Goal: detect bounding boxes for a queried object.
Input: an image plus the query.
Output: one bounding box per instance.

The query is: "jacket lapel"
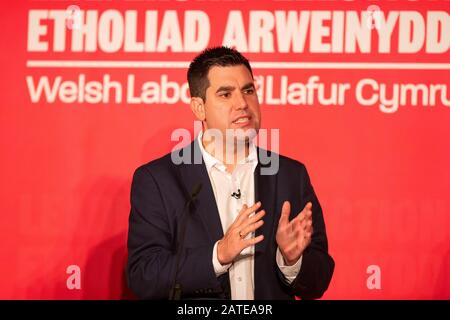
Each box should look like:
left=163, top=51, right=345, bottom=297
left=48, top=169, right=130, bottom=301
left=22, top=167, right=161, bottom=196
left=176, top=140, right=224, bottom=244
left=254, top=148, right=279, bottom=299
left=254, top=148, right=278, bottom=254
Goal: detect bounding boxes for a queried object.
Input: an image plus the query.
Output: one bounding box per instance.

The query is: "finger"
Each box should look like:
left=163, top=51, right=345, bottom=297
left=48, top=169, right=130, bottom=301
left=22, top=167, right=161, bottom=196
left=293, top=205, right=312, bottom=227
left=297, top=207, right=311, bottom=222
left=291, top=203, right=311, bottom=223
left=303, top=213, right=313, bottom=230
left=240, top=209, right=265, bottom=228
left=291, top=221, right=304, bottom=239
left=235, top=202, right=261, bottom=225
left=303, top=231, right=313, bottom=243
left=304, top=202, right=313, bottom=211
left=278, top=201, right=291, bottom=226
left=239, top=219, right=264, bottom=238
left=303, top=224, right=313, bottom=235
left=289, top=218, right=311, bottom=236
left=301, top=202, right=313, bottom=218
left=243, top=234, right=264, bottom=247
left=299, top=217, right=313, bottom=234
left=295, top=214, right=305, bottom=227
left=304, top=210, right=312, bottom=221
left=299, top=215, right=310, bottom=227
left=300, top=228, right=312, bottom=239
left=288, top=213, right=304, bottom=235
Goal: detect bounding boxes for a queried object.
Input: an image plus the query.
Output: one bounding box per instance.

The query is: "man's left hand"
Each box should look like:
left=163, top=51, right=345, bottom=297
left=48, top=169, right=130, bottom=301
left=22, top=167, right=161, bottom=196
left=276, top=201, right=313, bottom=266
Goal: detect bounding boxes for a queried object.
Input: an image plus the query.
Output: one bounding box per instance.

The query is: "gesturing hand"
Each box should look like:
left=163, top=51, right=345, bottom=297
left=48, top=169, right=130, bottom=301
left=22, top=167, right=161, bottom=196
left=217, top=202, right=265, bottom=265
left=276, top=201, right=313, bottom=266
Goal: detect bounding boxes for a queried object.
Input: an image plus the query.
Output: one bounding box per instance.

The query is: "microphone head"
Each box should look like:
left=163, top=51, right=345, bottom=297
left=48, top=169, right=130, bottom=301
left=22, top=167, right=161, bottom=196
left=231, top=189, right=241, bottom=199
left=191, top=183, right=202, bottom=198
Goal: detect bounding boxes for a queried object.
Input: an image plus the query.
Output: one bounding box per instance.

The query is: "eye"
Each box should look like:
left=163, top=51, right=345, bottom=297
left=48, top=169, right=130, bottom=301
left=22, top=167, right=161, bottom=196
left=219, top=92, right=231, bottom=98
left=244, top=88, right=255, bottom=95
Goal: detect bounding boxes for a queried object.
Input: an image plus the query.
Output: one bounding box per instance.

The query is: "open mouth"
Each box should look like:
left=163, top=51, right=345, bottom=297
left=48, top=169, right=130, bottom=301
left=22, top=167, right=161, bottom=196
left=233, top=116, right=251, bottom=125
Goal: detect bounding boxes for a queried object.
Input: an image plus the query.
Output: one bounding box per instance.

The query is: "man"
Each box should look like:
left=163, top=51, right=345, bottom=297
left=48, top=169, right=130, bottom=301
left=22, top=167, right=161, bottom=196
left=127, top=46, right=334, bottom=300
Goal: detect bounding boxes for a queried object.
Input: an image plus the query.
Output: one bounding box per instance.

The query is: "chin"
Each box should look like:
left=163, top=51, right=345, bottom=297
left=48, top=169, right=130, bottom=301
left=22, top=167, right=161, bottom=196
left=233, top=126, right=258, bottom=141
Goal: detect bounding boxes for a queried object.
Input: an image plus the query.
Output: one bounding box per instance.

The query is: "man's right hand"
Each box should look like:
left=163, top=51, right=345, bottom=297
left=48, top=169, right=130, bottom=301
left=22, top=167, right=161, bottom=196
left=217, top=202, right=265, bottom=265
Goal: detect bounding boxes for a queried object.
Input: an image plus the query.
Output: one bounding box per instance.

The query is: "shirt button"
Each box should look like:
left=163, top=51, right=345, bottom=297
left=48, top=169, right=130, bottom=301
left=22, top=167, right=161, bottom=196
left=237, top=277, right=242, bottom=282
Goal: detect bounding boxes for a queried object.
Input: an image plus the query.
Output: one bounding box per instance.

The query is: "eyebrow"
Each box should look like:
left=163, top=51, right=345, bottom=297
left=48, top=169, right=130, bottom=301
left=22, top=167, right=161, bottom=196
left=241, top=82, right=255, bottom=90
left=215, top=82, right=255, bottom=94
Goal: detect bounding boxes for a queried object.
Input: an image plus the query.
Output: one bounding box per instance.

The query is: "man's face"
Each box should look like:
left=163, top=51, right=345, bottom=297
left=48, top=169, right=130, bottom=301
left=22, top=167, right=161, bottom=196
left=202, top=65, right=261, bottom=139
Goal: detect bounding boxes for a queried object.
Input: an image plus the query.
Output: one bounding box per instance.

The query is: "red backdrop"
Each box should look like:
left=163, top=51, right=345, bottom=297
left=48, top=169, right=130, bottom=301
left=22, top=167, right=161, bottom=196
left=0, top=0, right=449, bottom=299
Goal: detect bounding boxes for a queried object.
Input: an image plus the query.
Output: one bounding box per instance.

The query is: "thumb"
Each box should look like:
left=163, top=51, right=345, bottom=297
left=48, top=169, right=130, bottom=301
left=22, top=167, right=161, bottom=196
left=279, top=201, right=291, bottom=226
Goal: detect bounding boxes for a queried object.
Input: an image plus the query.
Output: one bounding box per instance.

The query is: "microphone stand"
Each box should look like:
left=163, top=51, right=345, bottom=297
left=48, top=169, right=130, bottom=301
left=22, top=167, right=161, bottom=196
left=169, top=183, right=202, bottom=300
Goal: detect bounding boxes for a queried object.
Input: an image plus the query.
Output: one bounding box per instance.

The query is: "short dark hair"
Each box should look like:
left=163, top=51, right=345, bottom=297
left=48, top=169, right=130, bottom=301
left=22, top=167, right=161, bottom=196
left=187, top=46, right=253, bottom=101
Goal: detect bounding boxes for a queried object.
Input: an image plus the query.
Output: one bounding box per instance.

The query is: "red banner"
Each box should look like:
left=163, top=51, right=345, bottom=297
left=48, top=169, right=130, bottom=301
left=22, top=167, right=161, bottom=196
left=1, top=0, right=449, bottom=299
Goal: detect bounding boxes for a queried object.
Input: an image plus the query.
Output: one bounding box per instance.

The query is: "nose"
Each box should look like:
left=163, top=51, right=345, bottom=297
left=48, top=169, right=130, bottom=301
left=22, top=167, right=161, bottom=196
left=234, top=91, right=248, bottom=110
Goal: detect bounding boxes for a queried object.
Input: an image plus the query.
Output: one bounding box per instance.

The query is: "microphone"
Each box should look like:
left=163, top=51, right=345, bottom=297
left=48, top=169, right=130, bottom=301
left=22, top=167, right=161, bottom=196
left=169, top=183, right=202, bottom=300
left=231, top=189, right=241, bottom=199
left=190, top=183, right=202, bottom=199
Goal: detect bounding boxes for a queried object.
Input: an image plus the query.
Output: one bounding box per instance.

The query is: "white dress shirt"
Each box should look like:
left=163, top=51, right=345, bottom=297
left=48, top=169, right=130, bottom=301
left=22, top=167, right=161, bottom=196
left=197, top=132, right=302, bottom=300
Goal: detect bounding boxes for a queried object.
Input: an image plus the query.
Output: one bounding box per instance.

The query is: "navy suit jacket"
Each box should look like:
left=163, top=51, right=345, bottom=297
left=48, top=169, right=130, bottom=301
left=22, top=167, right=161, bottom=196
left=126, top=140, right=334, bottom=299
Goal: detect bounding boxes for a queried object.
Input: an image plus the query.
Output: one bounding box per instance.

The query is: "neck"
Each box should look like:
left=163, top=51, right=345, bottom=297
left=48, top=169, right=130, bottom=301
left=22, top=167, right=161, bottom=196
left=202, top=134, right=250, bottom=173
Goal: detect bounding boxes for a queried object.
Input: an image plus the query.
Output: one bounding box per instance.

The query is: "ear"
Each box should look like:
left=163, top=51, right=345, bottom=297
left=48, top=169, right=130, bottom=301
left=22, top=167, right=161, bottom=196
left=190, top=97, right=206, bottom=121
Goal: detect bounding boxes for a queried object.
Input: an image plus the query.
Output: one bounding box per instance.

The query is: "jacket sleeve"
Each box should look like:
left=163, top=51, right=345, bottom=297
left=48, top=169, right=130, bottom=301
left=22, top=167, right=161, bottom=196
left=290, top=164, right=335, bottom=299
left=126, top=166, right=220, bottom=299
